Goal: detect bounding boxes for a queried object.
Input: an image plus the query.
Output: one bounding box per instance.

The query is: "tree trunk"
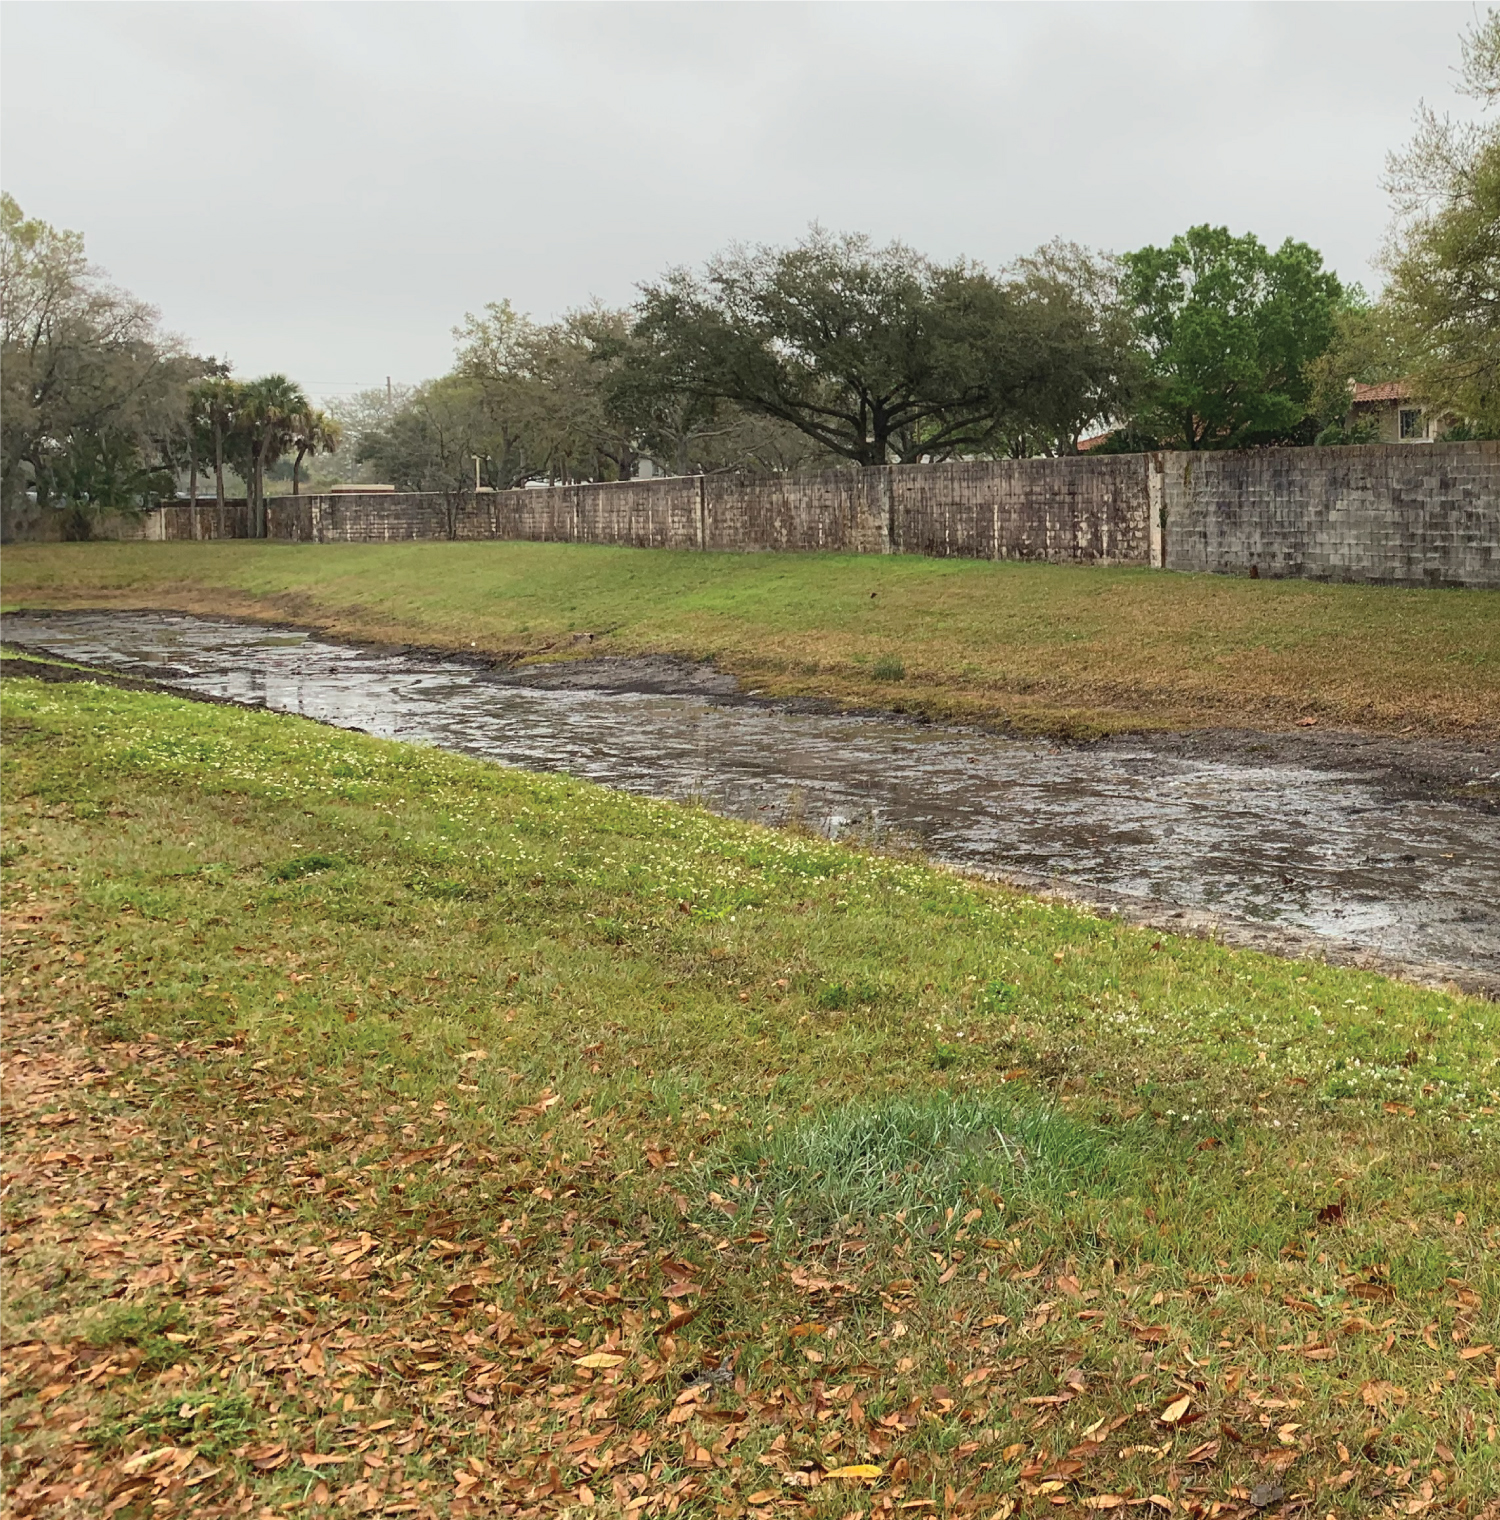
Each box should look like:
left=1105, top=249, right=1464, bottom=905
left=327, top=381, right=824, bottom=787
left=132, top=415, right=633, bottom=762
left=188, top=443, right=199, bottom=541
left=254, top=432, right=272, bottom=538
left=213, top=426, right=226, bottom=540
left=292, top=444, right=307, bottom=496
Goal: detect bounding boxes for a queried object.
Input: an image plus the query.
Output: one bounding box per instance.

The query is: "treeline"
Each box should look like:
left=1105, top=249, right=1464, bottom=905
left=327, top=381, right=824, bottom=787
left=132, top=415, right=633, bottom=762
left=2, top=14, right=1493, bottom=532
left=347, top=12, right=1498, bottom=492
left=0, top=194, right=342, bottom=538
left=353, top=230, right=1347, bottom=495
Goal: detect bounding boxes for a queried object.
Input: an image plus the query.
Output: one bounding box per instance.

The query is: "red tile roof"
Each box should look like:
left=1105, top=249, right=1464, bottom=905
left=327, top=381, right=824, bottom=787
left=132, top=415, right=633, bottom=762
left=1351, top=380, right=1413, bottom=404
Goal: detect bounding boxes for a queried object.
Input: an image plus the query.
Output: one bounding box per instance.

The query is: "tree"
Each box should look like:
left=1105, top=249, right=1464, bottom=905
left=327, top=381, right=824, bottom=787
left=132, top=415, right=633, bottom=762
left=1120, top=225, right=1345, bottom=449
left=454, top=301, right=640, bottom=484
left=234, top=374, right=307, bottom=537
left=1002, top=241, right=1143, bottom=455
left=356, top=377, right=494, bottom=532
left=630, top=229, right=1047, bottom=467
left=1302, top=293, right=1414, bottom=444
left=188, top=375, right=244, bottom=537
left=324, top=383, right=416, bottom=486
left=450, top=300, right=544, bottom=486
left=1381, top=8, right=1500, bottom=434
left=1, top=194, right=206, bottom=538
left=290, top=406, right=343, bottom=495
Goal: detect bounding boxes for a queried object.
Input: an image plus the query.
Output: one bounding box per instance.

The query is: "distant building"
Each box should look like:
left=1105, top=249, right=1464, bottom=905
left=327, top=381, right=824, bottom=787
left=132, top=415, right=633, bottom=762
left=1349, top=381, right=1443, bottom=443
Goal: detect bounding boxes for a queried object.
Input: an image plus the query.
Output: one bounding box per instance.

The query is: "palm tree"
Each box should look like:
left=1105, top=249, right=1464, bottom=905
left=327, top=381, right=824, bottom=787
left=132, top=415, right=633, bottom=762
left=187, top=376, right=245, bottom=539
left=290, top=406, right=344, bottom=495
left=237, top=375, right=307, bottom=536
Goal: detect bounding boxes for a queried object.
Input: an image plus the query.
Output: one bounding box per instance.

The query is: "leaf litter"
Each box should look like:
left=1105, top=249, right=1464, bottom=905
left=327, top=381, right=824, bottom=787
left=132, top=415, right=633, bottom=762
left=2, top=679, right=1498, bottom=1518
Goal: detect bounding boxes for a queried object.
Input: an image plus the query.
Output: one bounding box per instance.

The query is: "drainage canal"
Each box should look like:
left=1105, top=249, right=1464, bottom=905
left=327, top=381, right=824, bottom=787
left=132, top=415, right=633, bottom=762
left=4, top=611, right=1497, bottom=986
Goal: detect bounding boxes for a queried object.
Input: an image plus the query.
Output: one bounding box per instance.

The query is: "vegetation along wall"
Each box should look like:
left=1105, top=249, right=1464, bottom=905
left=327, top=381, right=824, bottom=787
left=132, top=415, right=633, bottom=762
left=134, top=443, right=1498, bottom=587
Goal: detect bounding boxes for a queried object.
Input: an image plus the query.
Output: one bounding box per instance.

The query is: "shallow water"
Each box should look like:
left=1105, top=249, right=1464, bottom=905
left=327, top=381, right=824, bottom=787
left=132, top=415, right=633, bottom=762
left=5, top=611, right=1498, bottom=977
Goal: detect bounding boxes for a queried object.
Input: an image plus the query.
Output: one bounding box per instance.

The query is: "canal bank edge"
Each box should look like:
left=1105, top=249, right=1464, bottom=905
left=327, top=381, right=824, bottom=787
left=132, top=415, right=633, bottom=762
left=4, top=644, right=1494, bottom=1002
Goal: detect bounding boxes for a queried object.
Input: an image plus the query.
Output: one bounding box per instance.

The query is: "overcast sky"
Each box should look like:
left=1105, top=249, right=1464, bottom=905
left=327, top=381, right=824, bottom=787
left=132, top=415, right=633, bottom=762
left=1, top=2, right=1483, bottom=403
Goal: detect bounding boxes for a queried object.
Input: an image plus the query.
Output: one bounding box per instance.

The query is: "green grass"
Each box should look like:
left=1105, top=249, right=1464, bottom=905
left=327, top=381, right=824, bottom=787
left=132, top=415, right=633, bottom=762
left=2, top=673, right=1497, bottom=1517
left=5, top=540, right=1498, bottom=737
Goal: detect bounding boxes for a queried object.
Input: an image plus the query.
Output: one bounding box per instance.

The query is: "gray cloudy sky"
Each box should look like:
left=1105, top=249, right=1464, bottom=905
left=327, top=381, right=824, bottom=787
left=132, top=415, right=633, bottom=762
left=1, top=2, right=1481, bottom=403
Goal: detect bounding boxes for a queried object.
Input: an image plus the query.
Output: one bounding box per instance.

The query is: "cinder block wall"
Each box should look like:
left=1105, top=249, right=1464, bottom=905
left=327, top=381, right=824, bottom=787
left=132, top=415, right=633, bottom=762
left=890, top=456, right=1154, bottom=563
left=1162, top=442, right=1499, bottom=587
left=127, top=444, right=1498, bottom=587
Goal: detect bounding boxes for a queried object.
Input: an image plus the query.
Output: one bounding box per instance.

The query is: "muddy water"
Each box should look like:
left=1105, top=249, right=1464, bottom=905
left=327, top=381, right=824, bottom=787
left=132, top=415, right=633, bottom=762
left=5, top=611, right=1498, bottom=980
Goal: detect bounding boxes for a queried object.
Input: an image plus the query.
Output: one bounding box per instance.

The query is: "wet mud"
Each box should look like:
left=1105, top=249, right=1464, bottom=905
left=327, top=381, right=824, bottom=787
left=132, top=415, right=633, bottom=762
left=4, top=610, right=1497, bottom=996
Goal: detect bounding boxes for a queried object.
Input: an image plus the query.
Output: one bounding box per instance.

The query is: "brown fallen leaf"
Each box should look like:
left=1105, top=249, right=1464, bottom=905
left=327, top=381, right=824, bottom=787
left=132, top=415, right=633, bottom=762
left=1160, top=1394, right=1192, bottom=1424
left=513, top=1089, right=560, bottom=1122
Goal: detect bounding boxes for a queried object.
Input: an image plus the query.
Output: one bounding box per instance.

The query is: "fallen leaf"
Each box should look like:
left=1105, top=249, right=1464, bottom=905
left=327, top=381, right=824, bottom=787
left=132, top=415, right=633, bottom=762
left=1160, top=1394, right=1192, bottom=1424
left=574, top=1352, right=626, bottom=1369
left=824, top=1464, right=882, bottom=1480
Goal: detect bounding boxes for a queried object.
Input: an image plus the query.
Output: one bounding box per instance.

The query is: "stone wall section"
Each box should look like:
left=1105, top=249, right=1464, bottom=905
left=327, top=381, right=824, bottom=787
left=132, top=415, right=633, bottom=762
left=890, top=456, right=1152, bottom=564
left=705, top=470, right=888, bottom=552
left=75, top=444, right=1498, bottom=588
left=1162, top=442, right=1498, bottom=587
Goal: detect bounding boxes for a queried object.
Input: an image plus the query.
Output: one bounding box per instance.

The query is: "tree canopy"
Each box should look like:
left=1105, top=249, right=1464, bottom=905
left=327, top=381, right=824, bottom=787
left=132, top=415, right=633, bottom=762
left=1119, top=225, right=1345, bottom=450
left=9, top=155, right=1434, bottom=534
left=1381, top=7, right=1500, bottom=435
left=1, top=194, right=208, bottom=536
left=627, top=229, right=1117, bottom=466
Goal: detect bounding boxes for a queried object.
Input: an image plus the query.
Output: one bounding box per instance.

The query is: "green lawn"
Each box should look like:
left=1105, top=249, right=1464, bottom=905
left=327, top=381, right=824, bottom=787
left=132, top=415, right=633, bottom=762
left=5, top=541, right=1498, bottom=738
left=2, top=672, right=1496, bottom=1518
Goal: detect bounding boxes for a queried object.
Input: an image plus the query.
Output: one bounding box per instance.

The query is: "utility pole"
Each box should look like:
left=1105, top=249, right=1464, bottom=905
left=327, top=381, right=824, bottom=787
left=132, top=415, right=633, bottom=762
left=386, top=376, right=393, bottom=406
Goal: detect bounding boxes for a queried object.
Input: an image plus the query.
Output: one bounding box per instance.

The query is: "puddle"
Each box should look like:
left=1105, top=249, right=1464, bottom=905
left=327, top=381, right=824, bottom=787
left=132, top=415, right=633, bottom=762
left=4, top=611, right=1497, bottom=981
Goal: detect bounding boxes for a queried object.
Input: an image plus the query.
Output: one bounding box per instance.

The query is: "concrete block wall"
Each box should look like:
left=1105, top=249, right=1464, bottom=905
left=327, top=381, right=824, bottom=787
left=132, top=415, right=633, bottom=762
left=118, top=443, right=1498, bottom=587
left=890, top=456, right=1152, bottom=564
left=705, top=469, right=889, bottom=552
left=1162, top=442, right=1499, bottom=587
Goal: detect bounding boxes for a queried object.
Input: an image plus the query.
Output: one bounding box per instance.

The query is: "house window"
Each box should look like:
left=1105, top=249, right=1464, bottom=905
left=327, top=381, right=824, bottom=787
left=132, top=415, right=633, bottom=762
left=1399, top=408, right=1424, bottom=439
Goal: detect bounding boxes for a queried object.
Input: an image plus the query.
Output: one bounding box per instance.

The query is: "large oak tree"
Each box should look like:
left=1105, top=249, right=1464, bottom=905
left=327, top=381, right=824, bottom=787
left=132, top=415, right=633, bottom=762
left=628, top=230, right=1060, bottom=467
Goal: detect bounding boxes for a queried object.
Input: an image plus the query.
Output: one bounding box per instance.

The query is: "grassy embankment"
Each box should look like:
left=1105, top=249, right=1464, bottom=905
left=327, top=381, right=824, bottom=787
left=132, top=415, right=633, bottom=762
left=5, top=542, right=1499, bottom=738
left=2, top=670, right=1497, bottom=1518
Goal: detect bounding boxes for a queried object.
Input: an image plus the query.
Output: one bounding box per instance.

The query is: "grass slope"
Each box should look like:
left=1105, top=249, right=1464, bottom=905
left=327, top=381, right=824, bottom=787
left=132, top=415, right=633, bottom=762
left=2, top=674, right=1497, bottom=1518
left=5, top=541, right=1498, bottom=738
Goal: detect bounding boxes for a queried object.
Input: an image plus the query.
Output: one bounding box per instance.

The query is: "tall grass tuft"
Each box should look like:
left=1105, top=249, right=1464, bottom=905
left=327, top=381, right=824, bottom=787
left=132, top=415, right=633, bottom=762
left=725, top=1092, right=1133, bottom=1233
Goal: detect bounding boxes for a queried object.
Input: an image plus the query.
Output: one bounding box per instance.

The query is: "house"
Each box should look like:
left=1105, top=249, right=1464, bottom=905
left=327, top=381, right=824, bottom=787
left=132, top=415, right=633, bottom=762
left=1349, top=381, right=1442, bottom=443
